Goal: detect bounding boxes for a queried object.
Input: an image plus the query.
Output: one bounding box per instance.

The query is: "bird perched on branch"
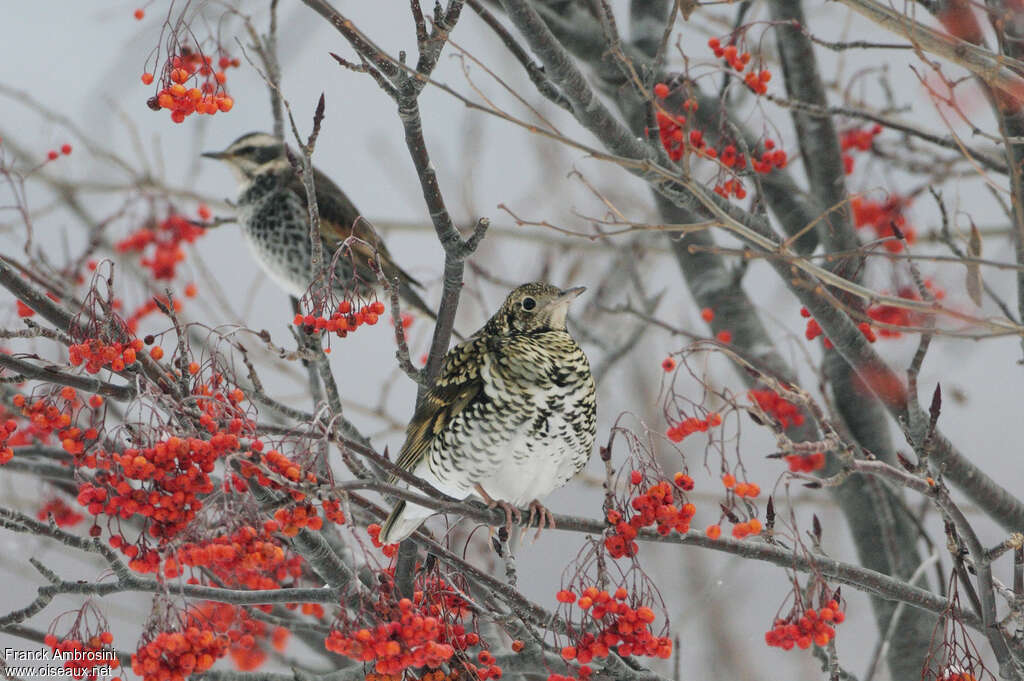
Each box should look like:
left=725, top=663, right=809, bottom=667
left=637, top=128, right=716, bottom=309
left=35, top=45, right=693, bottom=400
left=380, top=282, right=596, bottom=544
left=202, top=132, right=433, bottom=317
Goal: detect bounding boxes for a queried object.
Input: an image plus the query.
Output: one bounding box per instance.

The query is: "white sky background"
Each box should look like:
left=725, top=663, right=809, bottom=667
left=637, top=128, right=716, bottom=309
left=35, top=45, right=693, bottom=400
left=1, top=1, right=1023, bottom=680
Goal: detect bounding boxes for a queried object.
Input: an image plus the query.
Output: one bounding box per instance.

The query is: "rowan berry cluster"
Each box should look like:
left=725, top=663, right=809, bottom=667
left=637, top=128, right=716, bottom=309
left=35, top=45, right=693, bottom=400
left=840, top=125, right=883, bottom=174
left=12, top=391, right=97, bottom=456
left=707, top=38, right=771, bottom=93
left=367, top=523, right=400, bottom=558
left=764, top=599, right=845, bottom=650
left=76, top=432, right=241, bottom=549
left=747, top=389, right=804, bottom=429
left=69, top=338, right=143, bottom=373
left=38, top=497, right=85, bottom=527
left=865, top=282, right=943, bottom=339
left=750, top=139, right=789, bottom=173
left=851, top=195, right=916, bottom=253
left=190, top=602, right=290, bottom=671
left=0, top=418, right=17, bottom=465
left=785, top=452, right=826, bottom=473
left=116, top=213, right=205, bottom=281
left=274, top=504, right=324, bottom=536
left=800, top=307, right=876, bottom=348
left=324, top=599, right=457, bottom=675
left=605, top=475, right=696, bottom=558
left=144, top=47, right=237, bottom=123
left=131, top=626, right=229, bottom=681
left=654, top=111, right=690, bottom=161
left=172, top=524, right=302, bottom=591
left=665, top=411, right=722, bottom=442
left=714, top=178, right=747, bottom=200
left=555, top=586, right=672, bottom=668
left=293, top=300, right=386, bottom=337
left=43, top=632, right=117, bottom=680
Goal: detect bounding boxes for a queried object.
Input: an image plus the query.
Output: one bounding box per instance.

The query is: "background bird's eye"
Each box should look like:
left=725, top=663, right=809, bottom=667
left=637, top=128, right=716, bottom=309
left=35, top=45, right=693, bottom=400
left=521, top=297, right=536, bottom=311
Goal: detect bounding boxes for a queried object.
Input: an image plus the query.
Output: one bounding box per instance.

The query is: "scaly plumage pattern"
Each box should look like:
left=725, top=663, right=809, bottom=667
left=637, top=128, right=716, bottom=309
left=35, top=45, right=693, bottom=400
left=381, top=283, right=596, bottom=543
left=202, top=132, right=433, bottom=317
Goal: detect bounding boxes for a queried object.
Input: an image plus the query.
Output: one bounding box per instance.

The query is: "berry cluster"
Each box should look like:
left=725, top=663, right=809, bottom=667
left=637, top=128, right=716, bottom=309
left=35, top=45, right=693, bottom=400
left=748, top=389, right=804, bottom=429
left=44, top=144, right=74, bottom=162
left=605, top=476, right=696, bottom=558
left=325, top=599, right=456, bottom=675
left=69, top=338, right=142, bottom=373
left=190, top=602, right=289, bottom=671
left=713, top=178, right=747, bottom=200
left=145, top=47, right=237, bottom=123
left=76, top=432, right=241, bottom=548
left=131, top=626, right=229, bottom=681
left=721, top=473, right=760, bottom=499
left=865, top=282, right=943, bottom=339
left=840, top=125, right=883, bottom=174
left=707, top=38, right=772, bottom=94
left=785, top=452, right=826, bottom=473
left=764, top=599, right=845, bottom=650
left=800, top=307, right=876, bottom=348
left=665, top=412, right=722, bottom=442
left=43, top=632, right=118, bottom=680
left=851, top=195, right=916, bottom=253
left=12, top=391, right=97, bottom=456
left=0, top=418, right=17, bottom=465
left=293, top=300, right=386, bottom=338
left=555, top=586, right=672, bottom=665
left=749, top=139, right=788, bottom=174
left=274, top=504, right=324, bottom=536
left=38, top=497, right=85, bottom=527
left=367, top=523, right=400, bottom=558
left=172, top=524, right=302, bottom=591
left=117, top=213, right=205, bottom=281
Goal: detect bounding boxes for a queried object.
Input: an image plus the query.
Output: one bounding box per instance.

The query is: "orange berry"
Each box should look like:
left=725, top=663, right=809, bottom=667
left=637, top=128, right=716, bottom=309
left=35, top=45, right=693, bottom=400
left=217, top=96, right=234, bottom=112
left=653, top=83, right=669, bottom=99
left=149, top=346, right=164, bottom=360
left=705, top=524, right=721, bottom=539
left=133, top=8, right=144, bottom=19
left=141, top=72, right=154, bottom=85
left=701, top=307, right=714, bottom=322
left=721, top=473, right=736, bottom=488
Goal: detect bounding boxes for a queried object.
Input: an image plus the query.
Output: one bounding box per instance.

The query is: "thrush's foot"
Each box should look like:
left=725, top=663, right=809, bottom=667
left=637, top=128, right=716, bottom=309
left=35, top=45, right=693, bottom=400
left=475, top=484, right=521, bottom=534
left=527, top=499, right=556, bottom=539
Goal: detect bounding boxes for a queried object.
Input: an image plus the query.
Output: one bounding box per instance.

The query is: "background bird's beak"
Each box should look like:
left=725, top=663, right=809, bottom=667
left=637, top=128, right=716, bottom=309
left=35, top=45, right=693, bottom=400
left=550, top=286, right=586, bottom=307
left=201, top=150, right=229, bottom=160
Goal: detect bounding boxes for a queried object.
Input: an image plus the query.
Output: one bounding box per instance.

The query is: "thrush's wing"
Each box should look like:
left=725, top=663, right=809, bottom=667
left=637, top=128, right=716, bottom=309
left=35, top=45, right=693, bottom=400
left=286, top=167, right=424, bottom=289
left=391, top=338, right=486, bottom=480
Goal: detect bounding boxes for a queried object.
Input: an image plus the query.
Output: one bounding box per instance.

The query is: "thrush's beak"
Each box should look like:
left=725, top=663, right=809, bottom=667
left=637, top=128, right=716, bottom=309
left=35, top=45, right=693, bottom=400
left=548, top=286, right=586, bottom=308
left=201, top=150, right=229, bottom=160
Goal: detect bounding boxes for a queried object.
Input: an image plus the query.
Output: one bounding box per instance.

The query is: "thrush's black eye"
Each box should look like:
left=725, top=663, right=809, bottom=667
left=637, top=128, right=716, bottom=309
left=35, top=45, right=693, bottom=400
left=521, top=297, right=536, bottom=311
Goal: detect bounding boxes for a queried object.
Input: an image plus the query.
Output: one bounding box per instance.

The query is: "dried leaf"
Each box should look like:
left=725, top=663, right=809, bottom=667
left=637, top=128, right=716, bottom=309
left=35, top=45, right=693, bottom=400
left=966, top=222, right=983, bottom=307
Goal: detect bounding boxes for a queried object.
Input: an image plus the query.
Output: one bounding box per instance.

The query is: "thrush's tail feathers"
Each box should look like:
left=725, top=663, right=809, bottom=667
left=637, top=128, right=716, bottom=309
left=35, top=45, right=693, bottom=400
left=379, top=499, right=434, bottom=544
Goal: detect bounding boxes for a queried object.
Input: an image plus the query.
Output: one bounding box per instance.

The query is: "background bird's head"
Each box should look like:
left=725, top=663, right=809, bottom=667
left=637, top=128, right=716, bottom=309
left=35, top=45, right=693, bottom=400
left=484, top=282, right=585, bottom=336
left=202, top=132, right=288, bottom=182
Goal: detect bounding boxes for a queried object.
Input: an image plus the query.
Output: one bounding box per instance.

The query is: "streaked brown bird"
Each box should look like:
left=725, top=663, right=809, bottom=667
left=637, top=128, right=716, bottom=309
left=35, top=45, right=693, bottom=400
left=380, top=282, right=597, bottom=543
left=202, top=132, right=433, bottom=317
